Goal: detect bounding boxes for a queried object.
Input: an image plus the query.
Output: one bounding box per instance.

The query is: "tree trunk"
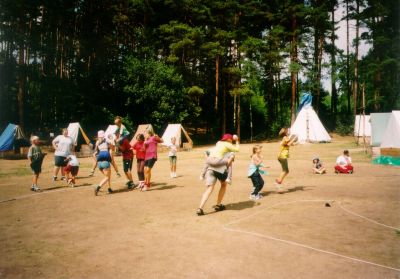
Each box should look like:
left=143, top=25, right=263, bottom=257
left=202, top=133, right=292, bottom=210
left=290, top=14, right=297, bottom=126
left=331, top=5, right=337, bottom=129
left=215, top=55, right=219, bottom=111
left=222, top=82, right=226, bottom=134
left=353, top=0, right=359, bottom=117
left=346, top=0, right=351, bottom=114
left=17, top=42, right=25, bottom=129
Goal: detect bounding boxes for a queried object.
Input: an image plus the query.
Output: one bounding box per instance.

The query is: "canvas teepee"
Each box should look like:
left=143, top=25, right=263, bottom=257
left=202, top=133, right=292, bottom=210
left=67, top=122, right=91, bottom=146
left=290, top=93, right=331, bottom=143
left=130, top=124, right=154, bottom=145
left=161, top=124, right=193, bottom=149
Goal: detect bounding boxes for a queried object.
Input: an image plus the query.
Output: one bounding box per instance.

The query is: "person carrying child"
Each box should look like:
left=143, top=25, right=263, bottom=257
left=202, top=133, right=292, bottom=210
left=312, top=156, right=326, bottom=174
left=28, top=136, right=46, bottom=192
left=200, top=134, right=239, bottom=184
left=64, top=154, right=79, bottom=187
left=248, top=145, right=268, bottom=200
left=167, top=137, right=178, bottom=178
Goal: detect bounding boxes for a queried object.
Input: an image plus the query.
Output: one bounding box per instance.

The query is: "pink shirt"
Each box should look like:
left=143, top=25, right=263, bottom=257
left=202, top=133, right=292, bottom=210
left=144, top=136, right=161, bottom=160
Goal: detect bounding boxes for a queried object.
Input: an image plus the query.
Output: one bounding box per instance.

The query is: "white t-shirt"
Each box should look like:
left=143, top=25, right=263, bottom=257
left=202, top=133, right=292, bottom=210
left=53, top=135, right=74, bottom=157
left=336, top=155, right=352, bottom=166
left=67, top=155, right=79, bottom=166
left=168, top=144, right=177, bottom=157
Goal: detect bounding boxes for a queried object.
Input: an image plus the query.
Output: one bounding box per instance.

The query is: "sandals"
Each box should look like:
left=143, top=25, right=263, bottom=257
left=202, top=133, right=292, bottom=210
left=213, top=204, right=226, bottom=212
left=196, top=208, right=204, bottom=216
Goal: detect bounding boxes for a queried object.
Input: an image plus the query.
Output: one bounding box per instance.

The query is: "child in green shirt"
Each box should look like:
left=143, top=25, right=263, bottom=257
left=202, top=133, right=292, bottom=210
left=28, top=136, right=46, bottom=191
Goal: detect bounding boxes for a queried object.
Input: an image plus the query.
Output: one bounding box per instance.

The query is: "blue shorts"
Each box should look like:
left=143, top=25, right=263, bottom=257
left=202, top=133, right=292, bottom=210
left=54, top=156, right=67, bottom=167
left=98, top=161, right=111, bottom=170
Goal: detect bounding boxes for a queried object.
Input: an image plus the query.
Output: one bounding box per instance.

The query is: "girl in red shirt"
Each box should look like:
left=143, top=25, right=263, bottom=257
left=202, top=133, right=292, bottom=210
left=133, top=134, right=146, bottom=189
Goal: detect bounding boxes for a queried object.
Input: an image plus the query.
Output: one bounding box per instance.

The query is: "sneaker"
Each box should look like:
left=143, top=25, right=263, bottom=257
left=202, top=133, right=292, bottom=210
left=116, top=172, right=121, bottom=178
left=142, top=186, right=149, bottom=192
left=127, top=181, right=134, bottom=190
left=108, top=188, right=113, bottom=194
left=249, top=194, right=256, bottom=200
left=61, top=176, right=66, bottom=181
left=52, top=176, right=57, bottom=182
left=88, top=170, right=94, bottom=177
left=33, top=185, right=41, bottom=192
left=170, top=173, right=174, bottom=178
left=349, top=170, right=353, bottom=174
left=173, top=172, right=177, bottom=178
left=94, top=186, right=101, bottom=196
left=255, top=194, right=263, bottom=200
left=31, top=185, right=35, bottom=191
left=225, top=178, right=232, bottom=185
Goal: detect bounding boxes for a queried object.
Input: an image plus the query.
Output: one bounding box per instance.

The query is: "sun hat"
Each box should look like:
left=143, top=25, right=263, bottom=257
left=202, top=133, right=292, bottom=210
left=220, top=134, right=233, bottom=141
left=98, top=130, right=105, bottom=138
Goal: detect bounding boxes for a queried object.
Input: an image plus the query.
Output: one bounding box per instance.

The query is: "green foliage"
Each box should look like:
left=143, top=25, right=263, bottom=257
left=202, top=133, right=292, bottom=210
left=123, top=57, right=199, bottom=129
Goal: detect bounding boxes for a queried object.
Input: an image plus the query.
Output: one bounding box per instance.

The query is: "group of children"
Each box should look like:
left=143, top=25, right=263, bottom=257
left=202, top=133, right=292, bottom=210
left=27, top=116, right=180, bottom=194
left=27, top=121, right=354, bottom=206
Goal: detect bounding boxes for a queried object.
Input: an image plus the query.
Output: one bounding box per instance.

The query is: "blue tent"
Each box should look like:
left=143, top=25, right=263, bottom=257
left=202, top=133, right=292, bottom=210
left=0, top=124, right=25, bottom=152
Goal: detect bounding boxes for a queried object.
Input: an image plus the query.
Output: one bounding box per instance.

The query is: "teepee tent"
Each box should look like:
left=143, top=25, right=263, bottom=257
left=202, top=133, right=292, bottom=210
left=290, top=93, right=331, bottom=143
left=130, top=124, right=154, bottom=145
left=354, top=115, right=371, bottom=137
left=161, top=124, right=193, bottom=148
left=380, top=111, right=400, bottom=150
left=0, top=124, right=26, bottom=152
left=67, top=123, right=91, bottom=146
left=105, top=125, right=118, bottom=139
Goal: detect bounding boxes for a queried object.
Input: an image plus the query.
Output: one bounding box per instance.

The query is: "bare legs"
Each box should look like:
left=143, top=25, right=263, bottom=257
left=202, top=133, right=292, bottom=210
left=198, top=181, right=227, bottom=210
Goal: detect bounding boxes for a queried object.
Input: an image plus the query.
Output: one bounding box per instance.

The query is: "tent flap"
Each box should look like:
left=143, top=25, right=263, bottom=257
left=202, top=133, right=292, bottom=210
left=67, top=122, right=90, bottom=145
left=380, top=111, right=400, bottom=149
left=354, top=115, right=371, bottom=137
left=0, top=124, right=17, bottom=151
left=370, top=112, right=391, bottom=146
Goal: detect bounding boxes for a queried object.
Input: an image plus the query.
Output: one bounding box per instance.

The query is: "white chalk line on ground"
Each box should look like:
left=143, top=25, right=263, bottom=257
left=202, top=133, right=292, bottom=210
left=0, top=185, right=90, bottom=204
left=223, top=199, right=400, bottom=272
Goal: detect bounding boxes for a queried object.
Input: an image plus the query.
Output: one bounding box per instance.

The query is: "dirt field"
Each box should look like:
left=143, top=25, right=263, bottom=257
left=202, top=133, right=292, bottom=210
left=0, top=136, right=399, bottom=279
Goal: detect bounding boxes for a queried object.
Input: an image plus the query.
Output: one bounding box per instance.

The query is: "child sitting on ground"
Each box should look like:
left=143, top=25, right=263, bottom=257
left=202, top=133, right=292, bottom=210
left=335, top=150, right=354, bottom=174
left=64, top=154, right=79, bottom=187
left=248, top=145, right=268, bottom=200
left=28, top=136, right=46, bottom=192
left=312, top=156, right=326, bottom=174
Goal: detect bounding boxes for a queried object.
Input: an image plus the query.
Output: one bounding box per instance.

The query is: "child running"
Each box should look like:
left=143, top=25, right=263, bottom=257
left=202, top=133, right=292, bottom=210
left=64, top=154, right=79, bottom=187
left=248, top=145, right=267, bottom=200
left=275, top=128, right=297, bottom=191
left=94, top=130, right=113, bottom=195
left=167, top=137, right=178, bottom=178
left=119, top=133, right=135, bottom=189
left=133, top=134, right=146, bottom=189
left=28, top=136, right=46, bottom=192
left=143, top=130, right=163, bottom=191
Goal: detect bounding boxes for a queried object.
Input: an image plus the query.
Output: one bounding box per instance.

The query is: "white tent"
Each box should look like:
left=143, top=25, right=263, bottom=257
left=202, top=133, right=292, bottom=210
left=67, top=122, right=90, bottom=145
left=380, top=111, right=400, bottom=149
left=161, top=124, right=193, bottom=147
left=104, top=125, right=118, bottom=139
left=130, top=124, right=154, bottom=145
left=370, top=112, right=391, bottom=146
left=290, top=107, right=331, bottom=143
left=354, top=115, right=371, bottom=137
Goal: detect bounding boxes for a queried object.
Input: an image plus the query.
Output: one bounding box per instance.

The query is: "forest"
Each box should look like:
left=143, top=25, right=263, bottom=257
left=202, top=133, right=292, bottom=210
left=0, top=0, right=399, bottom=141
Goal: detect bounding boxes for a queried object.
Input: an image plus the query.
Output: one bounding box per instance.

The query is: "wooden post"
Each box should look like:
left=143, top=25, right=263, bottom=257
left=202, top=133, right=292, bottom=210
left=362, top=84, right=367, bottom=153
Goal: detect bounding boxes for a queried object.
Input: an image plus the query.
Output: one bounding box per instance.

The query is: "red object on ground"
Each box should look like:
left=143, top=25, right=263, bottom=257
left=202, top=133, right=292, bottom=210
left=335, top=165, right=354, bottom=174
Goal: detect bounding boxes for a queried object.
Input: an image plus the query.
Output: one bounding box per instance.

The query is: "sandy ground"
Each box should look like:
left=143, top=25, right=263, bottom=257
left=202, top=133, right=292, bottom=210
left=0, top=135, right=399, bottom=279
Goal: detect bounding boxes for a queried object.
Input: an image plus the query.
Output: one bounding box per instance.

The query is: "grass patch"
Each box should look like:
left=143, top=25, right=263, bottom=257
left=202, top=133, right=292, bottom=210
left=0, top=167, right=32, bottom=178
